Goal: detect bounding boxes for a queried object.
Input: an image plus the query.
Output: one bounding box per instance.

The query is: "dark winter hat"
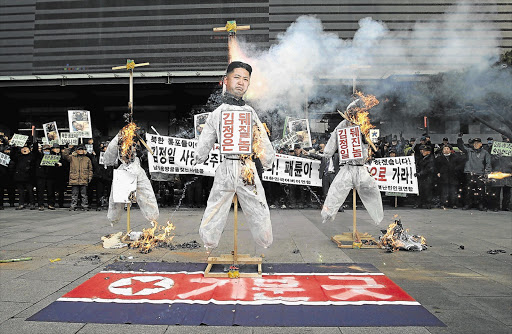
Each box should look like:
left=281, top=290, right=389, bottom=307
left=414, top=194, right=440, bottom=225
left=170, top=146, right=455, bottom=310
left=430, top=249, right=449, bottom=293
left=487, top=137, right=493, bottom=141
left=420, top=145, right=431, bottom=151
left=76, top=144, right=86, bottom=150
left=443, top=137, right=449, bottom=141
left=410, top=138, right=416, bottom=142
left=42, top=144, right=51, bottom=150
left=420, top=136, right=427, bottom=141
left=473, top=138, right=482, bottom=143
left=52, top=143, right=60, bottom=148
left=294, top=144, right=301, bottom=150
left=226, top=61, right=252, bottom=75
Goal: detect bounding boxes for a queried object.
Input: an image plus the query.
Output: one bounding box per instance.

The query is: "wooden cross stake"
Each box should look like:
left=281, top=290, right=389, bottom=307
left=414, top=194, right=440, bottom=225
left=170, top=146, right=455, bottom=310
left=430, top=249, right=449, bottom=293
left=112, top=59, right=149, bottom=121
left=213, top=20, right=250, bottom=35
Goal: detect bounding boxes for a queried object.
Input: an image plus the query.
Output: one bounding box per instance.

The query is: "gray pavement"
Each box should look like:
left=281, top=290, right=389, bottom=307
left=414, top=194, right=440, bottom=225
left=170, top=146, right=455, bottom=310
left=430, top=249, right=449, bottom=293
left=0, top=204, right=510, bottom=333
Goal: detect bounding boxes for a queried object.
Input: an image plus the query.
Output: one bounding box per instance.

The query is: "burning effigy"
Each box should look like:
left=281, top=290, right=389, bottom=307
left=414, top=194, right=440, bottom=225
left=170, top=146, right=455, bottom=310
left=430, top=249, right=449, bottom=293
left=321, top=92, right=384, bottom=225
left=380, top=219, right=427, bottom=252
left=194, top=61, right=275, bottom=251
left=103, top=122, right=159, bottom=225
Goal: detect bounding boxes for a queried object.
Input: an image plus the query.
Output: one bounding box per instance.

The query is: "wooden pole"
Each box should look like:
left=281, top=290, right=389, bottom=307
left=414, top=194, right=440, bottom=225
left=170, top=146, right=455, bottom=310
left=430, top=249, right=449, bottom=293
left=233, top=194, right=238, bottom=264
left=395, top=196, right=398, bottom=208
left=352, top=189, right=357, bottom=240
left=129, top=69, right=133, bottom=117
left=126, top=203, right=131, bottom=235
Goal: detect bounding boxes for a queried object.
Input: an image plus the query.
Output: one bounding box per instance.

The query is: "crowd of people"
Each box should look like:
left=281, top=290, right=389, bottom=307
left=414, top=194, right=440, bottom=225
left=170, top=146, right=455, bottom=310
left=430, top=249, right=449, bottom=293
left=0, top=130, right=510, bottom=212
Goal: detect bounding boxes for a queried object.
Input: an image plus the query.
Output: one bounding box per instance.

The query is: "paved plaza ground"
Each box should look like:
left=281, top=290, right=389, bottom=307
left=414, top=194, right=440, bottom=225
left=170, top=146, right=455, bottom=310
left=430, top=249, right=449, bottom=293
left=0, top=204, right=510, bottom=333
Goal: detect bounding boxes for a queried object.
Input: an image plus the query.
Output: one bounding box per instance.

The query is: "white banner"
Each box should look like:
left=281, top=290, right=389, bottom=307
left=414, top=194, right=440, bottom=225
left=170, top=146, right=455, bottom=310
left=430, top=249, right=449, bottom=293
left=59, top=132, right=80, bottom=145
left=220, top=109, right=252, bottom=154
left=491, top=141, right=512, bottom=156
left=369, top=129, right=380, bottom=143
left=337, top=126, right=363, bottom=162
left=146, top=134, right=224, bottom=176
left=262, top=153, right=322, bottom=187
left=112, top=169, right=137, bottom=203
left=366, top=156, right=418, bottom=194
left=9, top=134, right=29, bottom=147
left=0, top=152, right=10, bottom=167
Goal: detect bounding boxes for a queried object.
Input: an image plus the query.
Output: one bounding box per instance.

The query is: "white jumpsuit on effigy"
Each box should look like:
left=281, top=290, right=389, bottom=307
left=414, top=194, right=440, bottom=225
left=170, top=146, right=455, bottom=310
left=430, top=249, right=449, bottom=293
left=195, top=103, right=275, bottom=249
left=103, top=134, right=159, bottom=224
left=321, top=120, right=383, bottom=225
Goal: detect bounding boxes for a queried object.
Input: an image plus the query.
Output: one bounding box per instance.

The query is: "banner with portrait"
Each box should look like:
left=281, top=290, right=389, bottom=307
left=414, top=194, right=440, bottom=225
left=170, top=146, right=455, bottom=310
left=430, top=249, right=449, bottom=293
left=288, top=118, right=312, bottom=148
left=43, top=121, right=60, bottom=145
left=68, top=110, right=92, bottom=138
left=194, top=112, right=210, bottom=139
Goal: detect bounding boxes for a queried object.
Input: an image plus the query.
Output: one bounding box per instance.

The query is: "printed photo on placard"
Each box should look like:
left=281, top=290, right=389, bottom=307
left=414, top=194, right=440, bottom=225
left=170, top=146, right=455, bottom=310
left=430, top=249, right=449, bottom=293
left=43, top=121, right=60, bottom=144
left=289, top=119, right=312, bottom=148
left=194, top=112, right=210, bottom=139
left=68, top=110, right=92, bottom=138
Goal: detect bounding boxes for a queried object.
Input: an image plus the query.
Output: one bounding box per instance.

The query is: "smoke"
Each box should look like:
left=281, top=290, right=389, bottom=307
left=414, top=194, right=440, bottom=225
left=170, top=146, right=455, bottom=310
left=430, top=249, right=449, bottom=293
left=232, top=1, right=510, bottom=137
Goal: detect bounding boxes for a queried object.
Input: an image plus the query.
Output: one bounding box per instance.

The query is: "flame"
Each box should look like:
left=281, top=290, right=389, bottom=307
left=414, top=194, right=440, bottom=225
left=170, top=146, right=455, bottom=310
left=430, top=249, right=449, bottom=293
left=119, top=122, right=139, bottom=163
left=347, top=91, right=379, bottom=137
left=130, top=221, right=176, bottom=253
left=380, top=219, right=426, bottom=252
left=488, top=172, right=512, bottom=179
left=239, top=123, right=269, bottom=186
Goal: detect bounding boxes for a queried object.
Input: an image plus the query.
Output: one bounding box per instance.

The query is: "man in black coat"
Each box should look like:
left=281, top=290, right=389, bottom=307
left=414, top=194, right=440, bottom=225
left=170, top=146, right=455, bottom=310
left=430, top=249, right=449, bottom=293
left=11, top=141, right=37, bottom=210
left=435, top=145, right=463, bottom=208
left=414, top=145, right=435, bottom=209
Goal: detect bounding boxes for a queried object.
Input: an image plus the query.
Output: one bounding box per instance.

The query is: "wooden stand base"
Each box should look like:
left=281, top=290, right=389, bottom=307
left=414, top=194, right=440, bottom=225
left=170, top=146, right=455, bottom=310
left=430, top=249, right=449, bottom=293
left=204, top=253, right=262, bottom=278
left=203, top=194, right=263, bottom=278
left=331, top=232, right=380, bottom=249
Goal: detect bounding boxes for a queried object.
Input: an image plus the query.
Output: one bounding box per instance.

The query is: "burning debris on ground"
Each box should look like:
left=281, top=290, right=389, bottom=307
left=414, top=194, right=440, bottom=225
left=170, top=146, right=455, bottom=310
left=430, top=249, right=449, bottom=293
left=380, top=219, right=427, bottom=252
left=130, top=221, right=176, bottom=253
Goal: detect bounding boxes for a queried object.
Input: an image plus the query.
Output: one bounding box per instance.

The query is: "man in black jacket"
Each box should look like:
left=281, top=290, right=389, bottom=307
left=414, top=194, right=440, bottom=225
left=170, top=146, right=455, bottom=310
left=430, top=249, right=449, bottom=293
left=435, top=145, right=462, bottom=209
left=11, top=141, right=37, bottom=210
left=414, top=145, right=435, bottom=209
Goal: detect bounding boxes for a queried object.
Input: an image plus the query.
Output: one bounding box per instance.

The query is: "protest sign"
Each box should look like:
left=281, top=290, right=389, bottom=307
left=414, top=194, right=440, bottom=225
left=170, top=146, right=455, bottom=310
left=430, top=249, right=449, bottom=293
left=366, top=156, right=418, bottom=194
left=272, top=131, right=298, bottom=150
left=43, top=121, right=60, bottom=144
left=59, top=132, right=80, bottom=145
left=369, top=129, right=380, bottom=143
left=289, top=119, right=312, bottom=148
left=68, top=110, right=92, bottom=138
left=85, top=144, right=94, bottom=154
left=146, top=134, right=223, bottom=177
left=491, top=141, right=512, bottom=157
left=9, top=134, right=29, bottom=147
left=112, top=170, right=137, bottom=203
left=0, top=152, right=10, bottom=167
left=40, top=154, right=61, bottom=166
left=337, top=126, right=363, bottom=162
left=262, top=153, right=321, bottom=187
left=194, top=112, right=210, bottom=139
left=99, top=152, right=105, bottom=165
left=219, top=109, right=252, bottom=154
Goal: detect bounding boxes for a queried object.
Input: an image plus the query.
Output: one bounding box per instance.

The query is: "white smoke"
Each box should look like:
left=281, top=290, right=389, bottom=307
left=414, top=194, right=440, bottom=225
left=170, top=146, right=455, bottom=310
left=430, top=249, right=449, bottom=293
left=236, top=1, right=504, bottom=121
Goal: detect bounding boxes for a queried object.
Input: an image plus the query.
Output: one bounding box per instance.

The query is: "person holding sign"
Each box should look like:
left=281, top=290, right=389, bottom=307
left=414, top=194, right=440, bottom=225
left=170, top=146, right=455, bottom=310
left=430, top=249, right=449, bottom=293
left=320, top=99, right=383, bottom=225
left=194, top=61, right=275, bottom=251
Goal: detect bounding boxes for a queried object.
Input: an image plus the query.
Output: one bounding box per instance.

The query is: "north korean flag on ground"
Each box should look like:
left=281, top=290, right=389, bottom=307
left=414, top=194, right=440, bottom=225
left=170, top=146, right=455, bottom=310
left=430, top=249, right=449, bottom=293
left=28, top=262, right=444, bottom=327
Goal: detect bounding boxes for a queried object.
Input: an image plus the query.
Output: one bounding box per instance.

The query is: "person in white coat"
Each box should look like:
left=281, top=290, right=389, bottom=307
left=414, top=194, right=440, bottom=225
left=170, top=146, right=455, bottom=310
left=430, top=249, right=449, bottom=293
left=321, top=99, right=383, bottom=226
left=194, top=61, right=275, bottom=251
left=103, top=127, right=159, bottom=226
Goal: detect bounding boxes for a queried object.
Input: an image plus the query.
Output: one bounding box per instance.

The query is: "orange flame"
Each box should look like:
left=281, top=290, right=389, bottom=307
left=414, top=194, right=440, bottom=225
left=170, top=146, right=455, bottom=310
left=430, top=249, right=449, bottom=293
left=488, top=172, right=512, bottom=179
left=347, top=91, right=379, bottom=137
left=119, top=122, right=139, bottom=163
left=240, top=123, right=269, bottom=186
left=130, top=221, right=176, bottom=253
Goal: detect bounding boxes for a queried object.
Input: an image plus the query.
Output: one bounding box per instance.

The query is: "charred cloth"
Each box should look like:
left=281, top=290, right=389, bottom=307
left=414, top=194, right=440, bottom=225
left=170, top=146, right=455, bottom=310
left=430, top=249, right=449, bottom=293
left=380, top=219, right=427, bottom=252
